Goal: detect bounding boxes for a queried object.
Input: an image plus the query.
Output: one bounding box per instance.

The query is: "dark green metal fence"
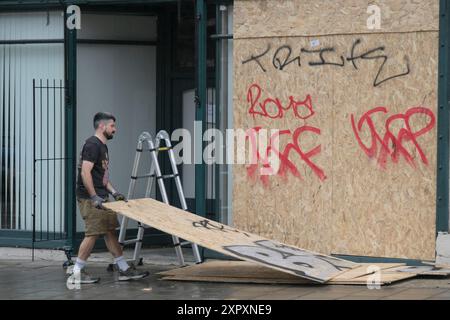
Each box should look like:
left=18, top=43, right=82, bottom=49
left=32, top=79, right=71, bottom=259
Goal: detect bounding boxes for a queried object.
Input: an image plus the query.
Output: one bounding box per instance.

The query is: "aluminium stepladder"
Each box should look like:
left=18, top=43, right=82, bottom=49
left=118, top=130, right=202, bottom=266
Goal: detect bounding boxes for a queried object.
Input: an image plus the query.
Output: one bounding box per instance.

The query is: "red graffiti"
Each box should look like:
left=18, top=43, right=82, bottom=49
left=246, top=126, right=326, bottom=186
left=350, top=106, right=435, bottom=169
left=247, top=83, right=314, bottom=120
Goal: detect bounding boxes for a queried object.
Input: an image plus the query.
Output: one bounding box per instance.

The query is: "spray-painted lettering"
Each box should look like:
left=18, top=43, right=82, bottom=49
left=246, top=126, right=326, bottom=186
left=242, top=38, right=410, bottom=88
left=247, top=83, right=314, bottom=120
left=350, top=106, right=435, bottom=169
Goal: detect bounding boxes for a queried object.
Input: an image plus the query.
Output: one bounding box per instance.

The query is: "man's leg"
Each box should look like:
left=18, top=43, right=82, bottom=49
left=104, top=230, right=149, bottom=280
left=68, top=235, right=100, bottom=284
left=70, top=199, right=102, bottom=284
left=104, top=230, right=124, bottom=259
left=73, top=235, right=98, bottom=273
left=78, top=235, right=98, bottom=260
left=104, top=230, right=131, bottom=271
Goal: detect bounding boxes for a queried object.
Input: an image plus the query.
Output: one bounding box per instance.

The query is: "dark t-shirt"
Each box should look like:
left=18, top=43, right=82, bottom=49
left=76, top=136, right=110, bottom=199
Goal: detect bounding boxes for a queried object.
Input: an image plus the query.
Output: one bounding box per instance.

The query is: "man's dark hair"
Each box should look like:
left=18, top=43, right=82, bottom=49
left=93, top=112, right=116, bottom=129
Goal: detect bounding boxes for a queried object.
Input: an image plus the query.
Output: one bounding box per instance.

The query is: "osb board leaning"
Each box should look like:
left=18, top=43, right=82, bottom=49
left=104, top=198, right=358, bottom=283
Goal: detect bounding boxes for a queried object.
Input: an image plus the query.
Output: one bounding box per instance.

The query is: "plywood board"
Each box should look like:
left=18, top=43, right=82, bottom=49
left=389, top=266, right=450, bottom=277
left=159, top=260, right=404, bottom=281
left=104, top=198, right=358, bottom=283
left=233, top=19, right=438, bottom=259
left=234, top=0, right=439, bottom=39
left=330, top=263, right=405, bottom=281
left=158, top=260, right=299, bottom=279
left=161, top=274, right=416, bottom=286
left=330, top=31, right=438, bottom=259
left=332, top=274, right=415, bottom=285
left=159, top=261, right=416, bottom=286
left=333, top=271, right=416, bottom=285
left=159, top=260, right=314, bottom=281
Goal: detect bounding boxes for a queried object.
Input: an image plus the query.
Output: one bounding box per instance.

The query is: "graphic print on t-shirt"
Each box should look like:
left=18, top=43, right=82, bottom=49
left=102, top=153, right=109, bottom=187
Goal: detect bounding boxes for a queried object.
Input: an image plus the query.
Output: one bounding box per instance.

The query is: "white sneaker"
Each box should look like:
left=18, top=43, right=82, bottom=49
left=67, top=269, right=100, bottom=284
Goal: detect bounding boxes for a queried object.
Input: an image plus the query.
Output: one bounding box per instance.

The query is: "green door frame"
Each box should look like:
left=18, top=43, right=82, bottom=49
left=436, top=0, right=450, bottom=235
left=201, top=1, right=234, bottom=260
left=64, top=5, right=77, bottom=253
left=195, top=0, right=207, bottom=221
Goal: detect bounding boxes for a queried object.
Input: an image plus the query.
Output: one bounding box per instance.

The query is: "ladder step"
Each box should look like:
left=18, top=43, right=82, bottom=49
left=131, top=173, right=179, bottom=180
left=170, top=241, right=196, bottom=248
left=120, top=239, right=142, bottom=246
left=136, top=146, right=172, bottom=153
left=156, top=146, right=172, bottom=151
left=170, top=241, right=196, bottom=247
left=131, top=174, right=155, bottom=180
left=157, top=173, right=179, bottom=180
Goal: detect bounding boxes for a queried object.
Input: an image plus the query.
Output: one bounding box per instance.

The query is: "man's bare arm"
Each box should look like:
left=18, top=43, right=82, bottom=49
left=106, top=181, right=117, bottom=195
left=81, top=160, right=97, bottom=197
left=106, top=181, right=126, bottom=201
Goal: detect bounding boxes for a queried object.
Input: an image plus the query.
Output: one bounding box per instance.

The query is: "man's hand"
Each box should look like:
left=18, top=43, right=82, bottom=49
left=112, top=192, right=127, bottom=202
left=91, top=195, right=105, bottom=209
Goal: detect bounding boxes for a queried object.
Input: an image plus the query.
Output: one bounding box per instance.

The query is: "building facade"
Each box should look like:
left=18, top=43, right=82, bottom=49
left=0, top=0, right=449, bottom=263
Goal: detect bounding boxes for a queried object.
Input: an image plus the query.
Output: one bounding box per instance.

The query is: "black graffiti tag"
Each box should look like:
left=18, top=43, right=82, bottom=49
left=272, top=45, right=301, bottom=70
left=192, top=219, right=251, bottom=237
left=301, top=47, right=345, bottom=67
left=241, top=39, right=411, bottom=88
left=193, top=219, right=225, bottom=231
left=242, top=44, right=271, bottom=72
left=346, top=38, right=410, bottom=87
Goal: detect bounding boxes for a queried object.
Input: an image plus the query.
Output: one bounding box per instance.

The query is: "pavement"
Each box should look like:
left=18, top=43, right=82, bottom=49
left=1, top=247, right=450, bottom=300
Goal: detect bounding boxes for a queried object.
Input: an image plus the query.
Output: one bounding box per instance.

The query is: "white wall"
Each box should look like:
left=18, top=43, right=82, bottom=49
left=76, top=15, right=157, bottom=232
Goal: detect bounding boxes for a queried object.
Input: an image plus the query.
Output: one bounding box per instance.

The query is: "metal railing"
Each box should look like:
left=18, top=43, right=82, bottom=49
left=32, top=79, right=68, bottom=257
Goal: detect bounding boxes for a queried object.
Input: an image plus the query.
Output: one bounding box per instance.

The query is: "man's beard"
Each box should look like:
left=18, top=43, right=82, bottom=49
left=103, top=131, right=114, bottom=140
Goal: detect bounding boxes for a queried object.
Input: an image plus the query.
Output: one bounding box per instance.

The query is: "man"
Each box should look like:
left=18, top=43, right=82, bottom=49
left=68, top=112, right=148, bottom=284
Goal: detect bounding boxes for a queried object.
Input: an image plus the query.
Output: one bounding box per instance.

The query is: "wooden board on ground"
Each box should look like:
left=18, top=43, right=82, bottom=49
left=389, top=266, right=450, bottom=277
left=161, top=274, right=416, bottom=286
left=158, top=260, right=311, bottom=280
left=104, top=198, right=358, bottom=283
left=330, top=263, right=406, bottom=282
left=158, top=260, right=404, bottom=281
left=159, top=261, right=416, bottom=286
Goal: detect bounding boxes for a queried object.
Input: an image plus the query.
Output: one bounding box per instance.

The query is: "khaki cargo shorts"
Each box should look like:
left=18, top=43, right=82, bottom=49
left=77, top=198, right=119, bottom=236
